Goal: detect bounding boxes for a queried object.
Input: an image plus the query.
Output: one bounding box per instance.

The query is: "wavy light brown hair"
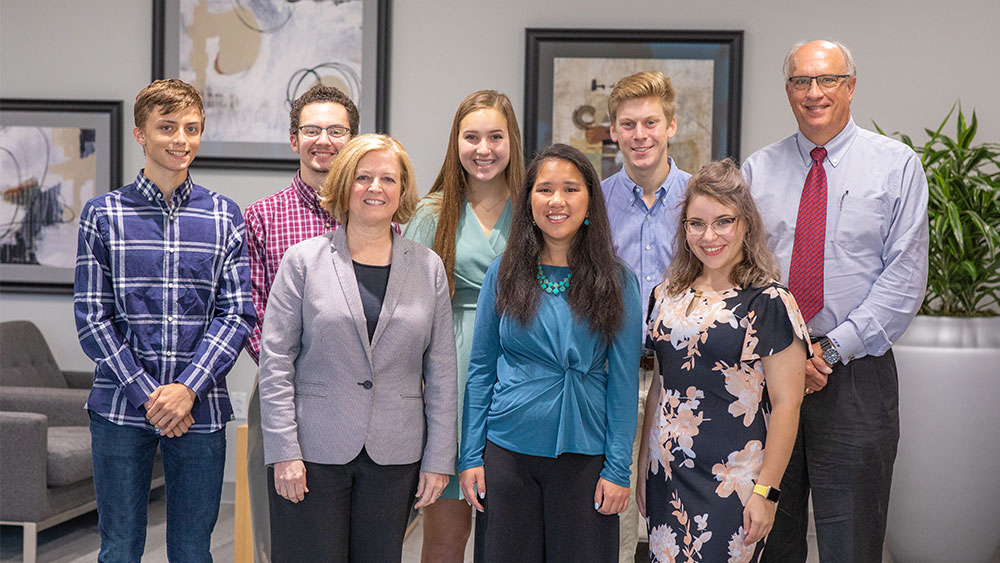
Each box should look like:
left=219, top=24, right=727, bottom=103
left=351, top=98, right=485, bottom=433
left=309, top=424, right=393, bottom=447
left=664, top=159, right=780, bottom=296
left=422, top=90, right=524, bottom=295
left=607, top=70, right=676, bottom=124
left=496, top=144, right=624, bottom=342
left=134, top=79, right=204, bottom=129
left=320, top=134, right=418, bottom=225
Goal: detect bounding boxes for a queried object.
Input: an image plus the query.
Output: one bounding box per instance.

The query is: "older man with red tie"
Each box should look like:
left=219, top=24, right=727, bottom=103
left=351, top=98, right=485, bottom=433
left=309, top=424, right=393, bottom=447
left=742, top=40, right=928, bottom=563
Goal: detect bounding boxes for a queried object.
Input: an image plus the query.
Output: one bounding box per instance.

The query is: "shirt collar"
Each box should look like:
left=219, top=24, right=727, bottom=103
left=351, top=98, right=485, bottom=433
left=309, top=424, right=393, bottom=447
left=622, top=156, right=684, bottom=206
left=292, top=171, right=329, bottom=216
left=795, top=118, right=858, bottom=168
left=134, top=170, right=193, bottom=206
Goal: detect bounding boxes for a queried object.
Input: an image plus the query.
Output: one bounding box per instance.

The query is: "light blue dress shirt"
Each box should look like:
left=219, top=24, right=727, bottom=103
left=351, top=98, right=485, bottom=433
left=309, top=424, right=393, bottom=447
left=459, top=259, right=642, bottom=487
left=602, top=158, right=691, bottom=310
left=741, top=119, right=928, bottom=363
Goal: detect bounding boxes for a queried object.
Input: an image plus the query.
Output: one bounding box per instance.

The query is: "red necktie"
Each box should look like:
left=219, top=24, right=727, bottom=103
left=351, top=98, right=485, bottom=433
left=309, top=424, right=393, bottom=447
left=788, top=146, right=827, bottom=323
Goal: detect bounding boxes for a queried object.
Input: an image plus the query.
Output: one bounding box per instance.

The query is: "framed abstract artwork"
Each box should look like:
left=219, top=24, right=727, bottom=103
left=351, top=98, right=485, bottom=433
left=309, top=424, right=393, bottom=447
left=153, top=0, right=390, bottom=170
left=524, top=29, right=743, bottom=179
left=0, top=99, right=123, bottom=294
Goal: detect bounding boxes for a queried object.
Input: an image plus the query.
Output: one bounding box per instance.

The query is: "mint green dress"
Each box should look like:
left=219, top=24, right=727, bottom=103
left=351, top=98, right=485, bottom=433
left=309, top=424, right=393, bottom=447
left=404, top=196, right=512, bottom=499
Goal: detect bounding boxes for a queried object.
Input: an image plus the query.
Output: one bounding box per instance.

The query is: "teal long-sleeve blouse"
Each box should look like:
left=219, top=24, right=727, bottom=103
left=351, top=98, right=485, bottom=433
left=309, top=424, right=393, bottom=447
left=459, top=258, right=642, bottom=487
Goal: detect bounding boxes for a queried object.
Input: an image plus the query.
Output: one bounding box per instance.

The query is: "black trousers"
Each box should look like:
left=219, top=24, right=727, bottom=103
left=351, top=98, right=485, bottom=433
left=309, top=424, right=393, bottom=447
left=481, top=441, right=618, bottom=563
left=267, top=448, right=420, bottom=563
left=762, top=350, right=899, bottom=563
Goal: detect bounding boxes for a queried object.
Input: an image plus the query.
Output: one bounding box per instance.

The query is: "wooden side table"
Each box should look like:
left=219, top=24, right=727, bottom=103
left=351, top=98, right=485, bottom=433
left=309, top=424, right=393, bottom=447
left=235, top=424, right=253, bottom=563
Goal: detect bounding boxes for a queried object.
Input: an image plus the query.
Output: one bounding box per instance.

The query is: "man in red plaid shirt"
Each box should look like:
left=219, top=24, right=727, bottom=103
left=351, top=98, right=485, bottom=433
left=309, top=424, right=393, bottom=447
left=242, top=84, right=358, bottom=562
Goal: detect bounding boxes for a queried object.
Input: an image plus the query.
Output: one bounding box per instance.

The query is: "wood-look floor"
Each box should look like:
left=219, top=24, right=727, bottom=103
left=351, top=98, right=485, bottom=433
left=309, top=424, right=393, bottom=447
left=0, top=490, right=233, bottom=563
left=2, top=492, right=980, bottom=563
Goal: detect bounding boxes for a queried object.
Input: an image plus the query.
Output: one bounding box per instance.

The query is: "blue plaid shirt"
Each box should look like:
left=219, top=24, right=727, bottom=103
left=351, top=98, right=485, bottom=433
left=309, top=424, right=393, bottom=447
left=74, top=171, right=255, bottom=432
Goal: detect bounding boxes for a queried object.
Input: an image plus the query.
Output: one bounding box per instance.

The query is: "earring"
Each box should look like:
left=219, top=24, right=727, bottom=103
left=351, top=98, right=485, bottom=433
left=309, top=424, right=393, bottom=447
left=584, top=217, right=590, bottom=226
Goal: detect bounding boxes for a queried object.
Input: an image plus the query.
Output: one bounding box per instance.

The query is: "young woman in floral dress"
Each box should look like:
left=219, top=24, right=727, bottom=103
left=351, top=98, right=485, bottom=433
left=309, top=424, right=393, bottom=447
left=637, top=159, right=809, bottom=563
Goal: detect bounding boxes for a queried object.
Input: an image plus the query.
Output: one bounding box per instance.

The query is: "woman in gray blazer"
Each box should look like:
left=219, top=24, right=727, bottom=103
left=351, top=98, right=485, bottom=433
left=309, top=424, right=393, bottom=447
left=259, top=134, right=458, bottom=562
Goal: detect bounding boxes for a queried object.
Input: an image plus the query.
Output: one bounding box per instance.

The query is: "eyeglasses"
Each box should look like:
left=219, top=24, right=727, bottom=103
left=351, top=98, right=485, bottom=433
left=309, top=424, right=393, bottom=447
left=298, top=125, right=350, bottom=139
left=684, top=216, right=738, bottom=236
left=787, top=74, right=852, bottom=91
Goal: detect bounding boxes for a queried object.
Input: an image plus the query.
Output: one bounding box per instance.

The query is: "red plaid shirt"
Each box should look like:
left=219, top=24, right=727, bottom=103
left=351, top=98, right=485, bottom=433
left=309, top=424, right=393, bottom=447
left=243, top=172, right=338, bottom=363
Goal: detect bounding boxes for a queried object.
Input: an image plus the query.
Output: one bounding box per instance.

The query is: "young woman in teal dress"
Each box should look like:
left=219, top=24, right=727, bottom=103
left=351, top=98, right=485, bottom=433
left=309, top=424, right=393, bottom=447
left=404, top=90, right=524, bottom=563
left=459, top=144, right=642, bottom=562
left=636, top=160, right=809, bottom=562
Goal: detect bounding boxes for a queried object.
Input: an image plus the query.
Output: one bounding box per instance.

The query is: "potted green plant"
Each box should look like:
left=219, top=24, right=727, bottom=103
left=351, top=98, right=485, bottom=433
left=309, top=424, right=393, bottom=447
left=875, top=104, right=999, bottom=562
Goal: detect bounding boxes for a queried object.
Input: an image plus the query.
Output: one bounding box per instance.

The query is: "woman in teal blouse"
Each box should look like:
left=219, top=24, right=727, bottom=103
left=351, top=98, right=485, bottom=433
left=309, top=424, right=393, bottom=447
left=459, top=144, right=642, bottom=562
left=404, top=90, right=524, bottom=563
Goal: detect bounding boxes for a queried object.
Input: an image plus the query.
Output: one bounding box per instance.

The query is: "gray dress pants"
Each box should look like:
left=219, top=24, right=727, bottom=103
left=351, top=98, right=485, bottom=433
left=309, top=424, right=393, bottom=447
left=247, top=377, right=271, bottom=563
left=761, top=351, right=899, bottom=563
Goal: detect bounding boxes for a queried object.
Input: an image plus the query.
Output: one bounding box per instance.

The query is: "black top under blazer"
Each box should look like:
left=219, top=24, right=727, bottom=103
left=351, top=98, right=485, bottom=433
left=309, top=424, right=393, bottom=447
left=258, top=228, right=458, bottom=475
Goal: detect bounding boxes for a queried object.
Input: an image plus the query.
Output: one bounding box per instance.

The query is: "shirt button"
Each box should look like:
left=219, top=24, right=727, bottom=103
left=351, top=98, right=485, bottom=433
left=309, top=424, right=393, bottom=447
left=167, top=316, right=173, bottom=322
left=166, top=351, right=173, bottom=356
left=359, top=380, right=373, bottom=390
left=646, top=214, right=652, bottom=219
left=645, top=244, right=651, bottom=250
left=646, top=275, right=652, bottom=281
left=167, top=283, right=174, bottom=288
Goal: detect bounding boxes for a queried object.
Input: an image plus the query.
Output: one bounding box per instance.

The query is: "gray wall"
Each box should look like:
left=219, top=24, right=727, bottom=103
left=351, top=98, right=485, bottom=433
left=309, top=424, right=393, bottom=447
left=2, top=0, right=997, bottom=483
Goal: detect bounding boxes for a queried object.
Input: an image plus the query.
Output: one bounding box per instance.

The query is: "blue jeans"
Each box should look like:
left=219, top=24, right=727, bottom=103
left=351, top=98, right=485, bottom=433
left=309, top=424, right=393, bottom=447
left=89, top=411, right=226, bottom=563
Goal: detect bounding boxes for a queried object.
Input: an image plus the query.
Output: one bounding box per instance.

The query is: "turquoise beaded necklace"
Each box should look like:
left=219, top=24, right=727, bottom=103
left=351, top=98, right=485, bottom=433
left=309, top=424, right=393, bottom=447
left=536, top=264, right=571, bottom=295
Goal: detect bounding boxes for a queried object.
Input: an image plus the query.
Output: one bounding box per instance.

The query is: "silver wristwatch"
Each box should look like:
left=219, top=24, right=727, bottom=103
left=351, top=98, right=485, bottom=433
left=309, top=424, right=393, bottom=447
left=819, top=337, right=841, bottom=365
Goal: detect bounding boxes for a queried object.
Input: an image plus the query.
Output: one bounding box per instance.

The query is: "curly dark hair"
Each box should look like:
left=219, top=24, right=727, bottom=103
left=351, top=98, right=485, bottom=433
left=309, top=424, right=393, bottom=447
left=496, top=144, right=624, bottom=341
left=289, top=84, right=359, bottom=136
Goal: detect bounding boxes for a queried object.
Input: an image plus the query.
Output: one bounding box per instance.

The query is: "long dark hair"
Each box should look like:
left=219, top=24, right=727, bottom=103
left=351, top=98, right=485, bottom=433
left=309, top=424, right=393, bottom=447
left=496, top=144, right=624, bottom=341
left=426, top=90, right=524, bottom=295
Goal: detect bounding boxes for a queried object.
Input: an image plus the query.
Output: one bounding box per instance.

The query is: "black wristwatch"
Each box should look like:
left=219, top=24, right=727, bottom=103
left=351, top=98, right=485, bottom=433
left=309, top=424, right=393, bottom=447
left=819, top=336, right=841, bottom=365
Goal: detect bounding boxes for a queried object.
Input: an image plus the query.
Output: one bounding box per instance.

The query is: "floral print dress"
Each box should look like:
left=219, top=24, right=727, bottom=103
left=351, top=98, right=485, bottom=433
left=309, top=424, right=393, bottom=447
left=644, top=282, right=809, bottom=563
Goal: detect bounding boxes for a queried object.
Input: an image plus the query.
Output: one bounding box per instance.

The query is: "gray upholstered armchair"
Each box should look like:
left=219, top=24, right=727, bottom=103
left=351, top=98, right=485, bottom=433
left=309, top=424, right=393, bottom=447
left=0, top=320, right=162, bottom=563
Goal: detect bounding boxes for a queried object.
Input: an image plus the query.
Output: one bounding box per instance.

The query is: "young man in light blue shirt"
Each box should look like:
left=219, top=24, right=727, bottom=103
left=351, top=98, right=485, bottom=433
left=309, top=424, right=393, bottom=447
left=600, top=70, right=692, bottom=563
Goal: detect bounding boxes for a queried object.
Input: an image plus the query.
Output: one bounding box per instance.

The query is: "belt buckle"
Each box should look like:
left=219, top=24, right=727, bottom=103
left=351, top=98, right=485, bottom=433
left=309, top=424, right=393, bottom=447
left=639, top=355, right=655, bottom=371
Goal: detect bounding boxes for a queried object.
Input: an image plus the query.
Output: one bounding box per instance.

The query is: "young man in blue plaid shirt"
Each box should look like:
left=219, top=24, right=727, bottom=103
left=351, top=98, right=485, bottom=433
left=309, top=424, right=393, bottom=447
left=74, top=79, right=255, bottom=562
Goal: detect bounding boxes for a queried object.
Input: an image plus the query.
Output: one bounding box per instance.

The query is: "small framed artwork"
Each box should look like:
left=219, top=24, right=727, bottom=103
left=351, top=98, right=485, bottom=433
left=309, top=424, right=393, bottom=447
left=524, top=29, right=743, bottom=179
left=153, top=0, right=390, bottom=170
left=0, top=99, right=123, bottom=294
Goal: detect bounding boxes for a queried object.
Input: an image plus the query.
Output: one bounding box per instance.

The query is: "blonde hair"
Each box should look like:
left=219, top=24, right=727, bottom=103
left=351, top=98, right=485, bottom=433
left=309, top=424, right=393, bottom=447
left=320, top=134, right=418, bottom=225
left=664, top=159, right=780, bottom=295
left=607, top=71, right=676, bottom=124
left=134, top=79, right=204, bottom=129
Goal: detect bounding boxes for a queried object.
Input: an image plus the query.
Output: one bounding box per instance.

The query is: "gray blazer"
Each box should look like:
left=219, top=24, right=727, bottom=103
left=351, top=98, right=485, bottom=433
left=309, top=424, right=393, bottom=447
left=258, top=229, right=458, bottom=474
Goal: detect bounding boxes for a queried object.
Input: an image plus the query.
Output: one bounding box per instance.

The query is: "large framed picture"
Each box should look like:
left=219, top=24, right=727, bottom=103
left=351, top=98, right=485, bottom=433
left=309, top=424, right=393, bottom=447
left=0, top=99, right=123, bottom=294
left=153, top=0, right=390, bottom=170
left=524, top=29, right=743, bottom=179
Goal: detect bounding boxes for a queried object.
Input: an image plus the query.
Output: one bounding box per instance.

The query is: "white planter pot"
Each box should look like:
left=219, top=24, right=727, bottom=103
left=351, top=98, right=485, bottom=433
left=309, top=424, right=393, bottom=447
left=886, top=315, right=1000, bottom=563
